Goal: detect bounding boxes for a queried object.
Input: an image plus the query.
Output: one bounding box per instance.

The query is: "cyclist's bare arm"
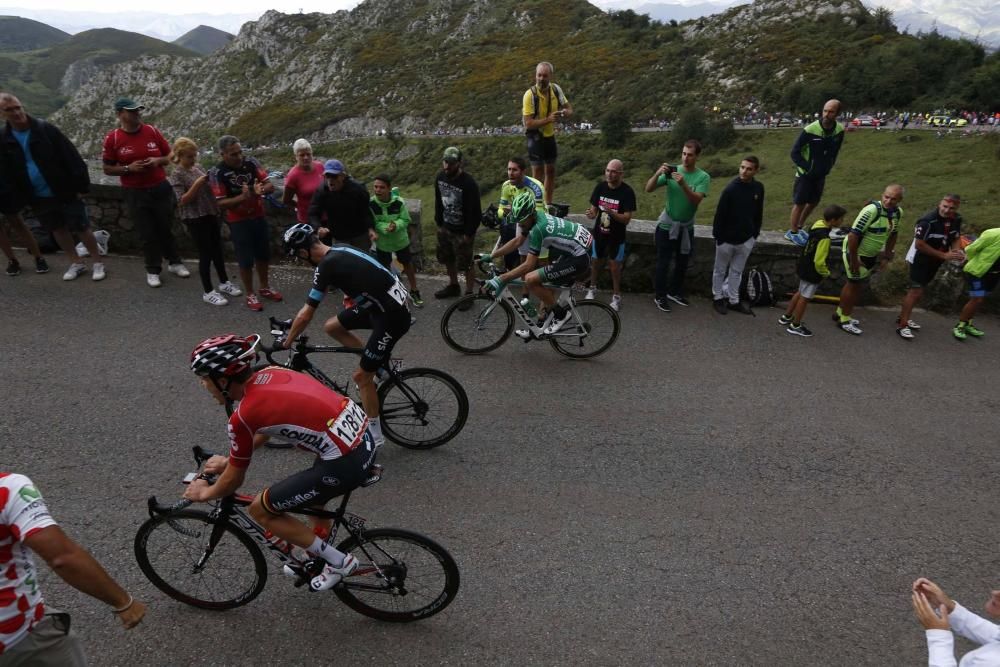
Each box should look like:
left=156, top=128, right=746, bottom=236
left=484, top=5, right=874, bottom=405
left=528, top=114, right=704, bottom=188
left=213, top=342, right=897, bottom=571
left=491, top=234, right=524, bottom=259
left=284, top=303, right=317, bottom=348
left=202, top=434, right=269, bottom=474
left=185, top=461, right=247, bottom=501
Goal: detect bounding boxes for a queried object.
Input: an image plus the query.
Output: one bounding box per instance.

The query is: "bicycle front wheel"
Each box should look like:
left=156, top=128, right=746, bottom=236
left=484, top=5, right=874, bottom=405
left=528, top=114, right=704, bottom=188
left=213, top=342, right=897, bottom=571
left=440, top=294, right=514, bottom=354
left=134, top=509, right=268, bottom=610
left=334, top=528, right=460, bottom=622
left=378, top=368, right=468, bottom=449
left=549, top=301, right=621, bottom=359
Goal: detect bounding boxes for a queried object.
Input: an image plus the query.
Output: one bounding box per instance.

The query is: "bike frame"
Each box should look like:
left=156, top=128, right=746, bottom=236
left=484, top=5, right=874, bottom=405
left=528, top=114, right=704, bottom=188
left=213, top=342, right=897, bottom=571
left=486, top=282, right=586, bottom=342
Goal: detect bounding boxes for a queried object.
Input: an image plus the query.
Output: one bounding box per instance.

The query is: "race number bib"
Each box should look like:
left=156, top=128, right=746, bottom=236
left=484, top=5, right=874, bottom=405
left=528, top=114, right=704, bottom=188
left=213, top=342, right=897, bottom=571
left=573, top=226, right=593, bottom=248
left=387, top=278, right=408, bottom=306
left=328, top=400, right=369, bottom=448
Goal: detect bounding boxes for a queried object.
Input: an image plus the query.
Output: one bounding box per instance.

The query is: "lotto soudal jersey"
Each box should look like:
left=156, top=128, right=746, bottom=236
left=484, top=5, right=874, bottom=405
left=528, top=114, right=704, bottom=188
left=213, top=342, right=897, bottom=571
left=227, top=368, right=368, bottom=469
left=0, top=473, right=56, bottom=655
left=526, top=213, right=592, bottom=259
left=307, top=244, right=409, bottom=311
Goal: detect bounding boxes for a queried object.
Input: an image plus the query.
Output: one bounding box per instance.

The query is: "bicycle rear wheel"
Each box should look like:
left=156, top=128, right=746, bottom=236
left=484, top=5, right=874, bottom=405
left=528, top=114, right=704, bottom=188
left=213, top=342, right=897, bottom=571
left=440, top=295, right=514, bottom=354
left=134, top=509, right=268, bottom=610
left=334, top=528, right=460, bottom=622
left=548, top=301, right=621, bottom=359
left=378, top=368, right=468, bottom=449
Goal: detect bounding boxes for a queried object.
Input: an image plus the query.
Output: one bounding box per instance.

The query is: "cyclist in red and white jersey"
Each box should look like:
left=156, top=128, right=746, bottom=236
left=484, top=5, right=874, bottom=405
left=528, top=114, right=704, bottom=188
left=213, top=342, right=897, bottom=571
left=184, top=334, right=377, bottom=591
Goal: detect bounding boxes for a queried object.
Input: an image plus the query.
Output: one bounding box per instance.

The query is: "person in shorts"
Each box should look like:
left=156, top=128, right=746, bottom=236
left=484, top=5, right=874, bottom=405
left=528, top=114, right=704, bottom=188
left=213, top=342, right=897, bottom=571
left=522, top=61, right=572, bottom=205
left=370, top=174, right=422, bottom=306
left=583, top=158, right=635, bottom=312
left=953, top=227, right=1000, bottom=340
left=779, top=204, right=847, bottom=336
left=786, top=99, right=844, bottom=245
left=433, top=146, right=481, bottom=305
left=895, top=194, right=965, bottom=339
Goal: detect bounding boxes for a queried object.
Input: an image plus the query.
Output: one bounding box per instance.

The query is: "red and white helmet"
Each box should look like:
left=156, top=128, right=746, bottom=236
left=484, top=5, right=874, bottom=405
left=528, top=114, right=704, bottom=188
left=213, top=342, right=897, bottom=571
left=190, top=334, right=260, bottom=378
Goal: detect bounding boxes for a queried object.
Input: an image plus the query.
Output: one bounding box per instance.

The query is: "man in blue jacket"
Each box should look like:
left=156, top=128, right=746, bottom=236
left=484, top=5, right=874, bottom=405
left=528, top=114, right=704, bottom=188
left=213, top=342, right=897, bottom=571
left=786, top=99, right=844, bottom=246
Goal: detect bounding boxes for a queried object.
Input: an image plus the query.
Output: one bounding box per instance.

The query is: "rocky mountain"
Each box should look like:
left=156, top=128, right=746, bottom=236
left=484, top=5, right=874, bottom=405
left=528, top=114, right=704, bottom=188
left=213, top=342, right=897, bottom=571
left=173, top=25, right=234, bottom=55
left=0, top=15, right=69, bottom=51
left=0, top=8, right=258, bottom=42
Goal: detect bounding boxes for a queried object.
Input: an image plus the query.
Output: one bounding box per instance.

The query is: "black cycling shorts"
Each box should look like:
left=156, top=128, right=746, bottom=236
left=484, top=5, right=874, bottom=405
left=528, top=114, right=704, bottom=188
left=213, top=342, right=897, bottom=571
left=526, top=135, right=558, bottom=166
left=261, top=432, right=377, bottom=514
left=792, top=175, right=825, bottom=206
left=908, top=257, right=943, bottom=288
left=337, top=301, right=411, bottom=372
left=539, top=253, right=590, bottom=286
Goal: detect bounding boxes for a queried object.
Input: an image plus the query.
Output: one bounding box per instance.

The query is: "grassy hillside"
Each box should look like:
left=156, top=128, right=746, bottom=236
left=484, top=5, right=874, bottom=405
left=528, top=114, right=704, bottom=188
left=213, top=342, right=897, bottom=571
left=0, top=15, right=69, bottom=52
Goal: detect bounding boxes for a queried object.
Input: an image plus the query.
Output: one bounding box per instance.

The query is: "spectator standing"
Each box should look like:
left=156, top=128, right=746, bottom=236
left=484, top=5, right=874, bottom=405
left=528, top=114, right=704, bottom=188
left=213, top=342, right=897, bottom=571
left=282, top=139, right=324, bottom=224
left=953, top=227, right=1000, bottom=340
left=0, top=472, right=145, bottom=665
left=710, top=155, right=764, bottom=315
left=209, top=135, right=281, bottom=311
left=495, top=156, right=545, bottom=270
left=911, top=577, right=1000, bottom=665
left=307, top=159, right=376, bottom=250
left=0, top=93, right=105, bottom=281
left=168, top=137, right=242, bottom=306
left=370, top=174, right=422, bottom=307
left=101, top=97, right=189, bottom=287
left=522, top=61, right=572, bottom=205
left=779, top=204, right=847, bottom=336
left=434, top=146, right=481, bottom=305
left=583, top=158, right=636, bottom=311
left=786, top=99, right=844, bottom=246
left=835, top=184, right=903, bottom=335
left=645, top=139, right=711, bottom=312
left=895, top=194, right=965, bottom=339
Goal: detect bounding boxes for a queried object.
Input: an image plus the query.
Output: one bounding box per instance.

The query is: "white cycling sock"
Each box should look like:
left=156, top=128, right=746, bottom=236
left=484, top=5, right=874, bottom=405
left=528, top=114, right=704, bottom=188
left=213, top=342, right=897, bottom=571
left=309, top=537, right=347, bottom=567
left=368, top=418, right=384, bottom=442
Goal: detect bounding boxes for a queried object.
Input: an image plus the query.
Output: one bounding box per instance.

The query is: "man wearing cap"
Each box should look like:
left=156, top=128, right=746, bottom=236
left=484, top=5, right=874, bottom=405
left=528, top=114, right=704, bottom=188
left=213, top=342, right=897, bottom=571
left=894, top=194, right=965, bottom=339
left=307, top=159, right=376, bottom=251
left=522, top=61, right=572, bottom=205
left=102, top=96, right=189, bottom=287
left=434, top=146, right=481, bottom=302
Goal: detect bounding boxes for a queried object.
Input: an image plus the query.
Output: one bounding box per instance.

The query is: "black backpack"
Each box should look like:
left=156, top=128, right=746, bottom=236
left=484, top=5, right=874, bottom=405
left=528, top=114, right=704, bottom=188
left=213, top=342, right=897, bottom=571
left=740, top=268, right=774, bottom=307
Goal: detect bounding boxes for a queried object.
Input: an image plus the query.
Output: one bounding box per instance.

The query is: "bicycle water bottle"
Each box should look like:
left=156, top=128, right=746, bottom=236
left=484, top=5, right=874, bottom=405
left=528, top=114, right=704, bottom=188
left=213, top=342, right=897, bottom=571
left=520, top=298, right=538, bottom=318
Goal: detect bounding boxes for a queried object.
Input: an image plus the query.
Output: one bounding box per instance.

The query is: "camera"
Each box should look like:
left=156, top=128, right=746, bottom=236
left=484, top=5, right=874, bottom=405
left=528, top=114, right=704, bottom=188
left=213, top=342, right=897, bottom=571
left=663, top=165, right=675, bottom=175
left=480, top=203, right=500, bottom=229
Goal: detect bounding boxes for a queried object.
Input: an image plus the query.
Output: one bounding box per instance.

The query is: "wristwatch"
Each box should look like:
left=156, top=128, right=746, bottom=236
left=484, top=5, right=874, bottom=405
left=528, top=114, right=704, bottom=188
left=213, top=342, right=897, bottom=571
left=124, top=164, right=130, bottom=173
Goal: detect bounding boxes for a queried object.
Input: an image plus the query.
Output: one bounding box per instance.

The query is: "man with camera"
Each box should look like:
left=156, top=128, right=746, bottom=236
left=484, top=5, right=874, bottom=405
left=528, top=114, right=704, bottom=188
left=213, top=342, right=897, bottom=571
left=522, top=62, right=572, bottom=206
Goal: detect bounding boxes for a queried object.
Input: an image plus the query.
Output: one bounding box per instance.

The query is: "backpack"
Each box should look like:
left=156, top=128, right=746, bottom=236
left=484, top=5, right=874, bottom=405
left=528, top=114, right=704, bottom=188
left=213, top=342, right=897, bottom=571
left=526, top=84, right=564, bottom=138
left=740, top=267, right=774, bottom=307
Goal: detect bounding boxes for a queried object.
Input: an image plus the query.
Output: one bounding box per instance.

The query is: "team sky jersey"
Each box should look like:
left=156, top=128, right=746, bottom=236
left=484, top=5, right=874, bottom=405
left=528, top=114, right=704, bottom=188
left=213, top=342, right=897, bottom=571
left=209, top=158, right=270, bottom=223
left=846, top=201, right=902, bottom=257
left=527, top=213, right=592, bottom=259
left=905, top=209, right=962, bottom=263
left=227, top=368, right=367, bottom=469
left=498, top=177, right=545, bottom=219
left=0, top=473, right=55, bottom=655
left=100, top=124, right=170, bottom=189
left=307, top=244, right=408, bottom=311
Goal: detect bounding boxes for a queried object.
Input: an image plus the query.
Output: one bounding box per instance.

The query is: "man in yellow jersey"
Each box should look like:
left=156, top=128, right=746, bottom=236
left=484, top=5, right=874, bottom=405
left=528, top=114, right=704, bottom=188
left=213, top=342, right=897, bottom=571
left=522, top=62, right=572, bottom=205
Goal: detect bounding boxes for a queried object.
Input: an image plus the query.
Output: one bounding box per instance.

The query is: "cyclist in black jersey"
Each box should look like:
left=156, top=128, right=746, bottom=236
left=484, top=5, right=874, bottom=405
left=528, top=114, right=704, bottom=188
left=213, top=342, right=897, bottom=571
left=282, top=223, right=411, bottom=448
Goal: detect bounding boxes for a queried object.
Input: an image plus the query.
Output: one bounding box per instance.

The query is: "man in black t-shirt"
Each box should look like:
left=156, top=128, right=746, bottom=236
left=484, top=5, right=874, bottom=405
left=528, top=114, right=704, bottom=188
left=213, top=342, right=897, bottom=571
left=896, top=194, right=965, bottom=339
left=307, top=159, right=376, bottom=250
left=583, top=159, right=635, bottom=311
left=433, top=146, right=481, bottom=303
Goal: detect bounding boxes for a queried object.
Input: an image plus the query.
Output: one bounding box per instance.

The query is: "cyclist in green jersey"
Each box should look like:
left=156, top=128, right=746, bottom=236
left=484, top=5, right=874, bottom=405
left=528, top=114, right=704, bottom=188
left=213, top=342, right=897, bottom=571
left=482, top=191, right=592, bottom=335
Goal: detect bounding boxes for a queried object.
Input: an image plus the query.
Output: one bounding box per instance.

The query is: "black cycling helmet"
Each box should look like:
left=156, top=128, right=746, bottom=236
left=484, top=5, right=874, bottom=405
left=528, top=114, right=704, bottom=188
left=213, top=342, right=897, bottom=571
left=190, top=334, right=261, bottom=379
left=508, top=191, right=537, bottom=225
left=283, top=223, right=318, bottom=256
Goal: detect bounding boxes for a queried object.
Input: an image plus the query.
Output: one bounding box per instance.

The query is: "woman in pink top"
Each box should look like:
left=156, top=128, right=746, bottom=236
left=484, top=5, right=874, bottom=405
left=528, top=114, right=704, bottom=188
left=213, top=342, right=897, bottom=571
left=282, top=139, right=324, bottom=224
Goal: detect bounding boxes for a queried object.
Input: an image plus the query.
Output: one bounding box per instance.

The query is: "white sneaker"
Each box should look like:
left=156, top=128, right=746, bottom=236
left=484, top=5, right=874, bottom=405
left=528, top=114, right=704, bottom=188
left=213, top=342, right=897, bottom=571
left=147, top=273, right=162, bottom=288
left=168, top=263, right=191, bottom=278
left=75, top=242, right=89, bottom=258
left=91, top=262, right=106, bottom=281
left=309, top=554, right=359, bottom=592
left=218, top=281, right=242, bottom=296
left=94, top=230, right=110, bottom=255
left=584, top=287, right=596, bottom=300
left=62, top=263, right=87, bottom=281
left=203, top=290, right=228, bottom=306
left=610, top=294, right=621, bottom=312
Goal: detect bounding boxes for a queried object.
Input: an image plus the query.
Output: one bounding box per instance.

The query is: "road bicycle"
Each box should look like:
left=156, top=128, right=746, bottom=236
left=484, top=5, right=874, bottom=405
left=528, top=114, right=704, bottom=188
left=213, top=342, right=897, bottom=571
left=440, top=258, right=620, bottom=358
left=134, top=446, right=460, bottom=622
left=261, top=317, right=468, bottom=450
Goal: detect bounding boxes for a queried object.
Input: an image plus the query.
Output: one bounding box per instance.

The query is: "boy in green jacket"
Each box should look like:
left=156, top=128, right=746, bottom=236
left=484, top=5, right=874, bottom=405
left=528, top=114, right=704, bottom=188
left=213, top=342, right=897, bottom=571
left=954, top=228, right=1000, bottom=340
left=370, top=174, right=422, bottom=306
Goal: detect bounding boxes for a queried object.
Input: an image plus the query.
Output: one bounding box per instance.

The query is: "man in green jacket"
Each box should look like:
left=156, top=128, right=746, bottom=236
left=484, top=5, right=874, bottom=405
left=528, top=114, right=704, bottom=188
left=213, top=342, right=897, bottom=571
left=370, top=174, right=422, bottom=307
left=954, top=227, right=1000, bottom=340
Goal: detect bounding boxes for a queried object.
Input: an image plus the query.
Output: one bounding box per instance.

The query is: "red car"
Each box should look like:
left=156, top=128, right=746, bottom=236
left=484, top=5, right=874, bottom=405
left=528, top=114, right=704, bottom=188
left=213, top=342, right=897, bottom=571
left=850, top=115, right=882, bottom=127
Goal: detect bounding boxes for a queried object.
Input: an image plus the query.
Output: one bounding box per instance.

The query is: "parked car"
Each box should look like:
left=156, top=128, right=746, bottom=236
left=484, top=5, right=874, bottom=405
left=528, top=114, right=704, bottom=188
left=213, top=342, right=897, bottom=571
left=850, top=115, right=882, bottom=127
left=774, top=116, right=795, bottom=127
left=928, top=115, right=952, bottom=127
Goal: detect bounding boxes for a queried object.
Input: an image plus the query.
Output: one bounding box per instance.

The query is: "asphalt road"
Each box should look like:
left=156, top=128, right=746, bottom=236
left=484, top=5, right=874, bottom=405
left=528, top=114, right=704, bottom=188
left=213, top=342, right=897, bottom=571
left=3, top=255, right=998, bottom=665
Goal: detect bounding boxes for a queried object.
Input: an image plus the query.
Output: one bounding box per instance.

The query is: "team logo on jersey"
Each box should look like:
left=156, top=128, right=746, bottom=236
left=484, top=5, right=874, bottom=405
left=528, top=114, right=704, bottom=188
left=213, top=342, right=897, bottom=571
left=18, top=485, right=40, bottom=502
left=321, top=476, right=340, bottom=487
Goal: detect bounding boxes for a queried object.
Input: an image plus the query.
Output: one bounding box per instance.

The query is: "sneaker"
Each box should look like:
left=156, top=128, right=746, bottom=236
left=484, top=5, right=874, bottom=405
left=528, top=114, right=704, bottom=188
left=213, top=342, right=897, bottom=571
left=456, top=293, right=474, bottom=311
left=653, top=297, right=672, bottom=313
left=514, top=328, right=534, bottom=340
left=63, top=263, right=87, bottom=281
left=964, top=321, right=985, bottom=338
left=795, top=230, right=810, bottom=245
left=832, top=313, right=860, bottom=326
left=309, top=554, right=359, bottom=592
left=75, top=242, right=89, bottom=257
left=953, top=323, right=967, bottom=340
left=146, top=272, right=162, bottom=288
left=840, top=321, right=863, bottom=335
left=434, top=283, right=461, bottom=299
left=5, top=259, right=20, bottom=276
left=787, top=323, right=814, bottom=337
left=410, top=289, right=424, bottom=308
left=610, top=294, right=621, bottom=312
left=543, top=309, right=573, bottom=335
left=713, top=298, right=728, bottom=315
left=93, top=230, right=110, bottom=255
left=167, top=263, right=191, bottom=278
left=666, top=294, right=690, bottom=307
left=904, top=319, right=922, bottom=331
left=246, top=293, right=263, bottom=311
left=778, top=314, right=793, bottom=326
left=218, top=281, right=243, bottom=297
left=896, top=326, right=915, bottom=340
left=35, top=257, right=49, bottom=274
left=258, top=287, right=283, bottom=302
left=203, top=290, right=228, bottom=306
left=91, top=262, right=106, bottom=281
left=728, top=301, right=753, bottom=315
left=584, top=287, right=596, bottom=300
